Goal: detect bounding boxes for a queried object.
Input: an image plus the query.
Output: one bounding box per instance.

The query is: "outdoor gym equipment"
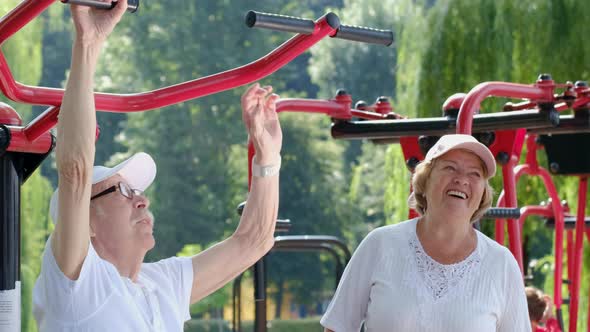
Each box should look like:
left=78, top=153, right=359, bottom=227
left=0, top=2, right=392, bottom=330
left=270, top=76, right=589, bottom=331
left=233, top=235, right=352, bottom=332
left=232, top=202, right=352, bottom=332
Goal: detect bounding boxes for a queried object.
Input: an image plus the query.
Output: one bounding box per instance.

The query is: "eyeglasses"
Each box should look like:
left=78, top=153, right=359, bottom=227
left=90, top=182, right=144, bottom=201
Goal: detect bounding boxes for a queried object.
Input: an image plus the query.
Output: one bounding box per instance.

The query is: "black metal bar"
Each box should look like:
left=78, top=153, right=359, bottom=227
left=232, top=274, right=243, bottom=332
left=332, top=116, right=451, bottom=140
left=482, top=207, right=522, bottom=219
left=545, top=217, right=590, bottom=230
left=527, top=114, right=590, bottom=134
left=331, top=109, right=559, bottom=140
left=237, top=201, right=291, bottom=232
left=0, top=152, right=22, bottom=331
left=245, top=11, right=393, bottom=46
left=61, top=0, right=139, bottom=13
left=271, top=244, right=345, bottom=289
left=248, top=236, right=351, bottom=330
left=273, top=235, right=352, bottom=261
left=245, top=10, right=325, bottom=34
left=556, top=308, right=564, bottom=331
left=253, top=257, right=267, bottom=332
left=332, top=24, right=393, bottom=46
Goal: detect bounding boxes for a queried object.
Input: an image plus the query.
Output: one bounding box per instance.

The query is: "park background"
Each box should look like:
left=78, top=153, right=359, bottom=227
left=1, top=0, right=589, bottom=331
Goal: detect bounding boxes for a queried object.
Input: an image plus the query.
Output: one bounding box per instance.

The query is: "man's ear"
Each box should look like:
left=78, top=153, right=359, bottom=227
left=89, top=206, right=97, bottom=237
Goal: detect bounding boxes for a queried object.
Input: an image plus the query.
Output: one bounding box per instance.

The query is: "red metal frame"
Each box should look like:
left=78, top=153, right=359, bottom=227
left=457, top=79, right=556, bottom=134
left=0, top=1, right=346, bottom=157
left=247, top=94, right=398, bottom=186
left=273, top=81, right=589, bottom=330
left=496, top=135, right=567, bottom=312
left=569, top=177, right=588, bottom=331
left=454, top=80, right=558, bottom=275
left=2, top=1, right=590, bottom=329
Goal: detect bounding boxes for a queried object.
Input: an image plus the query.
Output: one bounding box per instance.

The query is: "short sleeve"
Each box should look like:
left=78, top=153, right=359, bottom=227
left=141, top=257, right=194, bottom=321
left=320, top=230, right=380, bottom=332
left=33, top=235, right=120, bottom=321
left=497, top=250, right=532, bottom=332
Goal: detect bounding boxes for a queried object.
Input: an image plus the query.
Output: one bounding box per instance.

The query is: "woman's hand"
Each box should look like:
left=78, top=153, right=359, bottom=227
left=241, top=83, right=282, bottom=165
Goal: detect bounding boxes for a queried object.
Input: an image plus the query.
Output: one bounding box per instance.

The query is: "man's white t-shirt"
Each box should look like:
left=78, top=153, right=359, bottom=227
left=33, top=236, right=194, bottom=332
left=320, top=218, right=531, bottom=332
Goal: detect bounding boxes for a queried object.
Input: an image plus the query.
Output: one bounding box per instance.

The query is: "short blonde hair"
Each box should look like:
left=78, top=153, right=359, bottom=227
left=407, top=155, right=493, bottom=223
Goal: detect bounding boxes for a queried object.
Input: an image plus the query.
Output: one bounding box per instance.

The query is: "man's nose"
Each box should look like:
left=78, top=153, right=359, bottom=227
left=134, top=194, right=150, bottom=209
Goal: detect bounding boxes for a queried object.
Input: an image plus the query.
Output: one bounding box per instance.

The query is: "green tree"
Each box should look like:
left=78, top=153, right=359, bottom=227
left=20, top=171, right=53, bottom=332
left=307, top=0, right=425, bottom=241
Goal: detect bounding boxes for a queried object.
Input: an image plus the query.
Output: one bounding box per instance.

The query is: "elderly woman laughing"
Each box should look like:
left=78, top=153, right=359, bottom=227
left=321, top=134, right=530, bottom=332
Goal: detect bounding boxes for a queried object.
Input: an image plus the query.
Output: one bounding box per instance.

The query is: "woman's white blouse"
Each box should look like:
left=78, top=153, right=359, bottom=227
left=320, top=218, right=531, bottom=332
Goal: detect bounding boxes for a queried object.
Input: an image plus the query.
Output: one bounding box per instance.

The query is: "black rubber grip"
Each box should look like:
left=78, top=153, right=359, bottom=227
left=62, top=0, right=139, bottom=13
left=245, top=11, right=317, bottom=34
left=333, top=24, right=394, bottom=46
left=482, top=208, right=521, bottom=219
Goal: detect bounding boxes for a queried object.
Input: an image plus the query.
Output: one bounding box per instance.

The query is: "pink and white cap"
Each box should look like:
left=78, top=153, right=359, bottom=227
left=49, top=152, right=156, bottom=224
left=424, top=134, right=496, bottom=179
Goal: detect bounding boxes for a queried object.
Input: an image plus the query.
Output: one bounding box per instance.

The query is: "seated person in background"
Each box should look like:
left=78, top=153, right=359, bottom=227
left=526, top=286, right=561, bottom=332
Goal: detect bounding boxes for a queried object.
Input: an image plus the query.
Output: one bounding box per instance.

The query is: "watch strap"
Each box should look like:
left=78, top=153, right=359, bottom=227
left=252, top=156, right=281, bottom=177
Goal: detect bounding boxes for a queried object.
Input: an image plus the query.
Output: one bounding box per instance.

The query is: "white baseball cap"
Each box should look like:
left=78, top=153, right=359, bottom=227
left=425, top=134, right=496, bottom=179
left=49, top=152, right=156, bottom=224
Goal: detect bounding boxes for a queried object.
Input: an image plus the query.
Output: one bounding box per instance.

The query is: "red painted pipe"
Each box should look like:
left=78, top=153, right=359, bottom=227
left=0, top=14, right=337, bottom=111
left=23, top=106, right=59, bottom=141
left=275, top=98, right=391, bottom=120
left=457, top=81, right=554, bottom=134
left=501, top=158, right=524, bottom=273
left=4, top=126, right=53, bottom=154
left=275, top=99, right=350, bottom=118
left=0, top=0, right=54, bottom=46
left=569, top=177, right=588, bottom=332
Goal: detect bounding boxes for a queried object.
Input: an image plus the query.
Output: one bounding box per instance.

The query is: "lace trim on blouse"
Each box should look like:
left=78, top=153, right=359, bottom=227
left=403, top=222, right=482, bottom=329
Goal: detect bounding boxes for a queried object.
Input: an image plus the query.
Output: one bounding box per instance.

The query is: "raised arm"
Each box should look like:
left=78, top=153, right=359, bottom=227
left=51, top=0, right=128, bottom=280
left=189, top=83, right=282, bottom=303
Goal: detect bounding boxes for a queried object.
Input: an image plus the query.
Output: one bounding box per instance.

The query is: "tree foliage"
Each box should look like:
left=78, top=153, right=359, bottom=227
left=5, top=0, right=589, bottom=328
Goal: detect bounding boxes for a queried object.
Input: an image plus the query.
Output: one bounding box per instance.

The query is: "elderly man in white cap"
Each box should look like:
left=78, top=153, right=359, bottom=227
left=32, top=1, right=282, bottom=331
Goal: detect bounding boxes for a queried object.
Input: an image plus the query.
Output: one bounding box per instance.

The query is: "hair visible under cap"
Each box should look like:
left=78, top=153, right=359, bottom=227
left=407, top=151, right=494, bottom=223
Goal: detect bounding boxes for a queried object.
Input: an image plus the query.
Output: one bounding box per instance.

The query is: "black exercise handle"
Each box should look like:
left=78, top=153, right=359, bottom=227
left=61, top=0, right=139, bottom=13
left=333, top=24, right=394, bottom=46
left=245, top=10, right=327, bottom=34
left=245, top=11, right=393, bottom=46
left=482, top=207, right=522, bottom=219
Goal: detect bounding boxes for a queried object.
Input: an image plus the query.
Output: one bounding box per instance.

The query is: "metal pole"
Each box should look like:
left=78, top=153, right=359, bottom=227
left=0, top=152, right=22, bottom=331
left=253, top=257, right=267, bottom=332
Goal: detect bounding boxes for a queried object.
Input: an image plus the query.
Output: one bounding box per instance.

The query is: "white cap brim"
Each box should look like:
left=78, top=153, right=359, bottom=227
left=49, top=152, right=156, bottom=224
left=424, top=134, right=496, bottom=178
